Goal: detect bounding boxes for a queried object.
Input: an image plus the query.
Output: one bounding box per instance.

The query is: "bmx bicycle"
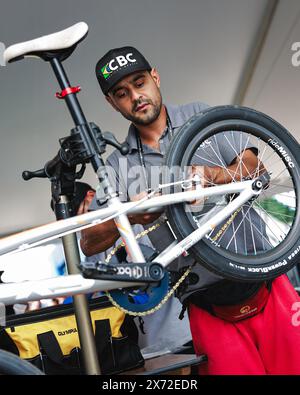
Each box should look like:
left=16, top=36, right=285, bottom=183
left=0, top=22, right=299, bottom=374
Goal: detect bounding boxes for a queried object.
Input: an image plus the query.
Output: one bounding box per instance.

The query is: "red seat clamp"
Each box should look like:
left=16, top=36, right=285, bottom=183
left=55, top=86, right=81, bottom=99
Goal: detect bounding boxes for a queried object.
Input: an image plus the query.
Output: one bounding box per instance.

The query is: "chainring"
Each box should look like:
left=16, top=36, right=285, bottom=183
left=106, top=271, right=170, bottom=315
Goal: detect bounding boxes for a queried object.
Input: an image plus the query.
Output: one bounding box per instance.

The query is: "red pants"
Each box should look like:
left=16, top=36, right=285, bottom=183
left=189, top=275, right=300, bottom=375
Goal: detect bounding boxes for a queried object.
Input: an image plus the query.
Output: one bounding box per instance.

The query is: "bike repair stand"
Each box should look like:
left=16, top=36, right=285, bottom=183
left=24, top=156, right=101, bottom=375
left=51, top=165, right=102, bottom=376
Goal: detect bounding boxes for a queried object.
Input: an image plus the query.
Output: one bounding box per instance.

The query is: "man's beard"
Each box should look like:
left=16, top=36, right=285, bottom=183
left=121, top=93, right=162, bottom=126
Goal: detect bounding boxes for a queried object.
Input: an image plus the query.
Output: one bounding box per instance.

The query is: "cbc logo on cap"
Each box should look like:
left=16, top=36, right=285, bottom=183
left=101, top=53, right=136, bottom=79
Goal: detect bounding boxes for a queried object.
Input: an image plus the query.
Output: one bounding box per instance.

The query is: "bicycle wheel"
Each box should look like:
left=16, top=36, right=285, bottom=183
left=165, top=105, right=300, bottom=281
left=0, top=349, right=44, bottom=375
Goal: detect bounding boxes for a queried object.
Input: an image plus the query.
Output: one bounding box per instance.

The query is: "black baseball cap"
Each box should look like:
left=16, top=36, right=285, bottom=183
left=95, top=46, right=152, bottom=95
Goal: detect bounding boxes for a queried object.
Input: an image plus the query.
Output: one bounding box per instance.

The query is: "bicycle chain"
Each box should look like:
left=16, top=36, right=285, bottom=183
left=105, top=267, right=192, bottom=316
left=103, top=222, right=161, bottom=264
left=105, top=219, right=193, bottom=316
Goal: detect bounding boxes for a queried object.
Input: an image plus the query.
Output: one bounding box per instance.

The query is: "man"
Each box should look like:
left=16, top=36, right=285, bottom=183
left=80, top=46, right=300, bottom=374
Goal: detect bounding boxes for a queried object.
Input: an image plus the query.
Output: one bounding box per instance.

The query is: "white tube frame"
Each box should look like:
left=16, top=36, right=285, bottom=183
left=0, top=180, right=258, bottom=305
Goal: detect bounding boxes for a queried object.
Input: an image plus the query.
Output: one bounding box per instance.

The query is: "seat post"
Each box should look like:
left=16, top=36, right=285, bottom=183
left=50, top=57, right=87, bottom=126
left=49, top=56, right=108, bottom=175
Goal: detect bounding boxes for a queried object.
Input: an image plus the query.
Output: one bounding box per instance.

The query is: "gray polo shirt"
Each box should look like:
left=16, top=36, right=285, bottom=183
left=102, top=102, right=211, bottom=199
left=86, top=101, right=269, bottom=350
left=90, top=102, right=268, bottom=299
left=89, top=102, right=214, bottom=263
left=87, top=103, right=216, bottom=351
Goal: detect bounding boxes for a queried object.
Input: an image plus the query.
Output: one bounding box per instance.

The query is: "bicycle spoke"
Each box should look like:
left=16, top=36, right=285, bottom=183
left=271, top=168, right=292, bottom=184
left=267, top=212, right=294, bottom=224
left=242, top=206, right=248, bottom=254
left=255, top=137, right=265, bottom=178
left=223, top=132, right=253, bottom=180
left=254, top=201, right=288, bottom=241
left=224, top=203, right=254, bottom=250
left=243, top=210, right=274, bottom=249
left=246, top=209, right=257, bottom=255
left=231, top=213, right=238, bottom=253
left=266, top=182, right=294, bottom=191
left=258, top=202, right=266, bottom=251
left=206, top=138, right=237, bottom=183
left=223, top=198, right=276, bottom=252
left=210, top=195, right=237, bottom=245
left=255, top=207, right=294, bottom=221
left=251, top=206, right=285, bottom=245
left=187, top=128, right=298, bottom=262
left=257, top=146, right=282, bottom=168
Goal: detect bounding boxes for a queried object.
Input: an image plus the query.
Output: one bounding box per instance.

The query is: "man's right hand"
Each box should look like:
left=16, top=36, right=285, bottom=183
left=77, top=190, right=96, bottom=215
left=80, top=190, right=161, bottom=256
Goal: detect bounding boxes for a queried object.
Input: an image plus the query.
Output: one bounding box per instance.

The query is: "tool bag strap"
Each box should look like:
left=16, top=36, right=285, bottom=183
left=37, top=331, right=64, bottom=364
left=95, top=319, right=112, bottom=352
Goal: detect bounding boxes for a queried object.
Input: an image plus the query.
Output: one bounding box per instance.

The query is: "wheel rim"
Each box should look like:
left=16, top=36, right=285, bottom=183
left=177, top=119, right=300, bottom=267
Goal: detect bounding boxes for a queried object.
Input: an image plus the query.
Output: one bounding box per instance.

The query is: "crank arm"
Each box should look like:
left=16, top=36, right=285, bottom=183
left=80, top=261, right=165, bottom=282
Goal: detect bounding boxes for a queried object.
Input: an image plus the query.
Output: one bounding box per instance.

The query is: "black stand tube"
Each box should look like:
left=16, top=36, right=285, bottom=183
left=49, top=57, right=119, bottom=375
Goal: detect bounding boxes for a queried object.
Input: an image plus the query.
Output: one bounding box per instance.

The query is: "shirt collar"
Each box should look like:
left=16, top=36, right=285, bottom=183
left=125, top=103, right=184, bottom=152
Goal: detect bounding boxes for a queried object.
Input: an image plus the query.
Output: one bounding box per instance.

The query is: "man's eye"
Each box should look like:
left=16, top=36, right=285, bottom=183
left=136, top=80, right=144, bottom=88
left=116, top=91, right=126, bottom=98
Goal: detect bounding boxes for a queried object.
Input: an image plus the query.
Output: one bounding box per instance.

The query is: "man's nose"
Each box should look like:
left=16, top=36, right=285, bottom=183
left=130, top=89, right=143, bottom=102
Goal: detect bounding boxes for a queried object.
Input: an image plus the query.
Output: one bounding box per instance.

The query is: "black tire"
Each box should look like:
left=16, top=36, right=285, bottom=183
left=0, top=349, right=44, bottom=375
left=165, top=105, right=300, bottom=281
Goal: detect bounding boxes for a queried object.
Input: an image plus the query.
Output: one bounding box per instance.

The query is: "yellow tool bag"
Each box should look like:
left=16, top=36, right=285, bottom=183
left=0, top=296, right=144, bottom=375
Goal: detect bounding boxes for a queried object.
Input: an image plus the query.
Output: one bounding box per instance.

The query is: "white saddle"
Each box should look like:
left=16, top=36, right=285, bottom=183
left=4, top=22, right=88, bottom=63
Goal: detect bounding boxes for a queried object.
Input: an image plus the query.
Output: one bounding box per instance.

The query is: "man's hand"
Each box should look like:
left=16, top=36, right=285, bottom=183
left=188, top=165, right=206, bottom=185
left=185, top=165, right=206, bottom=207
left=77, top=190, right=96, bottom=215
left=25, top=297, right=65, bottom=312
left=189, top=150, right=266, bottom=187
left=128, top=191, right=162, bottom=225
left=80, top=190, right=161, bottom=256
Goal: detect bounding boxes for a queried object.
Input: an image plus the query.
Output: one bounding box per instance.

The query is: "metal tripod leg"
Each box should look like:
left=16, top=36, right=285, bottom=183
left=60, top=197, right=101, bottom=375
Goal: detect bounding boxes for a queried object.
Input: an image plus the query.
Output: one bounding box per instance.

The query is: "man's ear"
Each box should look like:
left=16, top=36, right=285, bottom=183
left=105, top=95, right=120, bottom=112
left=150, top=68, right=161, bottom=88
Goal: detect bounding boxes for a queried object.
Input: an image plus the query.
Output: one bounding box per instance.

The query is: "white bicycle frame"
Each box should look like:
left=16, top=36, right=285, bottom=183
left=0, top=21, right=268, bottom=376
left=0, top=178, right=258, bottom=305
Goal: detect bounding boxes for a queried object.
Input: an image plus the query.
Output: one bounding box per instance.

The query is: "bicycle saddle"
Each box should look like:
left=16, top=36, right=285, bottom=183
left=4, top=21, right=88, bottom=63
